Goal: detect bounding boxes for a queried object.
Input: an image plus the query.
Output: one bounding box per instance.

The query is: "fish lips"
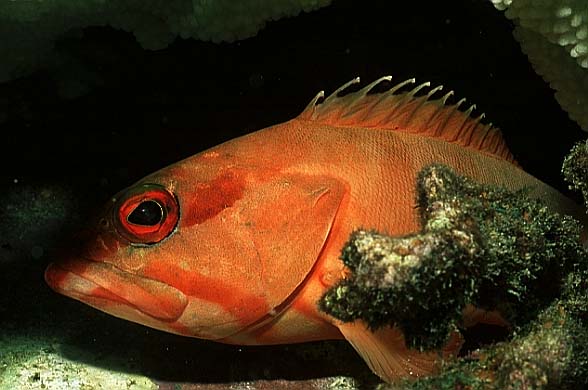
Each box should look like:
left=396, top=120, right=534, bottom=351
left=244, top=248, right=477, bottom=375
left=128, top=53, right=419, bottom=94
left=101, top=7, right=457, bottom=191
left=45, top=258, right=188, bottom=323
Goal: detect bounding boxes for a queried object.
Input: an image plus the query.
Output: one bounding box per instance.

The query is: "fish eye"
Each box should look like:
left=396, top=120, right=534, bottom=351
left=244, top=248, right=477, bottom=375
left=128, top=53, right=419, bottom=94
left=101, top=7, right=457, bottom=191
left=127, top=200, right=163, bottom=226
left=114, top=184, right=179, bottom=245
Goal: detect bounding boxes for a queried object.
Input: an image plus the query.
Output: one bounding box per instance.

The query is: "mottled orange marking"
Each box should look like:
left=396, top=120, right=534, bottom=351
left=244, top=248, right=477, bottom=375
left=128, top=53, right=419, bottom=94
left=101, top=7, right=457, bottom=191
left=88, top=285, right=129, bottom=305
left=181, top=171, right=246, bottom=227
left=143, top=261, right=269, bottom=325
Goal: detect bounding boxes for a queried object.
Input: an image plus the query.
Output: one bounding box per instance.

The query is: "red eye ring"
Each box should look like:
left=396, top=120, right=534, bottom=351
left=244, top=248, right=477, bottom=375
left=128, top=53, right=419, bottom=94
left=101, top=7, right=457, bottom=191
left=114, top=184, right=179, bottom=245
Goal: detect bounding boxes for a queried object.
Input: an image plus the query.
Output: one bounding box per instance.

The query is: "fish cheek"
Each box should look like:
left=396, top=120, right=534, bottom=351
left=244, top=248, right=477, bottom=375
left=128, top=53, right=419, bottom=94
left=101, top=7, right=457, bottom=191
left=139, top=217, right=271, bottom=337
left=97, top=240, right=163, bottom=276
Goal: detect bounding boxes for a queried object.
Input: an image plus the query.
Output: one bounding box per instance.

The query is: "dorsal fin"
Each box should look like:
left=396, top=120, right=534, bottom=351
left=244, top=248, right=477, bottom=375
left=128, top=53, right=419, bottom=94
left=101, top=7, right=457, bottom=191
left=298, top=76, right=517, bottom=165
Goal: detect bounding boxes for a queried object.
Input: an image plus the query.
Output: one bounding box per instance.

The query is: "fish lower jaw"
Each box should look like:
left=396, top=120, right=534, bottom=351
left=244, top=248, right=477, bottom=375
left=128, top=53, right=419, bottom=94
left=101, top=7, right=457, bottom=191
left=45, top=262, right=104, bottom=298
left=44, top=260, right=187, bottom=322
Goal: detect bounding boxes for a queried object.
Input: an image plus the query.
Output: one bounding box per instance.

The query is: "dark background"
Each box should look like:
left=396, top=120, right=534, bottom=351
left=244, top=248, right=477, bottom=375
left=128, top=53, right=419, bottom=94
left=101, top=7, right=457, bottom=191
left=0, top=0, right=585, bottom=387
left=2, top=0, right=584, bottom=193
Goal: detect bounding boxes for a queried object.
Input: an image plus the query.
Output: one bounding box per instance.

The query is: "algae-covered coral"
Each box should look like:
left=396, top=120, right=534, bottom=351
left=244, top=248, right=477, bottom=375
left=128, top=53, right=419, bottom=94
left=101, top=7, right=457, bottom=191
left=321, top=163, right=585, bottom=350
left=320, top=159, right=588, bottom=389
left=563, top=139, right=588, bottom=211
left=381, top=296, right=588, bottom=390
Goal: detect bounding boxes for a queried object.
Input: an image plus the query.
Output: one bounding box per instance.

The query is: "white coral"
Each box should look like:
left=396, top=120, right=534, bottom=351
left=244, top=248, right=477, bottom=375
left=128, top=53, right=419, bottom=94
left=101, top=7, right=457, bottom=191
left=491, top=0, right=588, bottom=130
left=0, top=0, right=331, bottom=82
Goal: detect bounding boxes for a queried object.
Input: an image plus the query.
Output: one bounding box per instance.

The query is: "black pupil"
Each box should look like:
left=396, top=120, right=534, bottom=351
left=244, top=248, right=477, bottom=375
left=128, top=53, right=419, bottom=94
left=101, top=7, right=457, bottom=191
left=128, top=200, right=163, bottom=226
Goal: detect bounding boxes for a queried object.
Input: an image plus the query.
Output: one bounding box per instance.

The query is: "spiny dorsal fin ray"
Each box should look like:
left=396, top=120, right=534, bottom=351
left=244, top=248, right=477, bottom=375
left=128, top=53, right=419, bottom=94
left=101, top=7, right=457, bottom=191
left=298, top=76, right=517, bottom=165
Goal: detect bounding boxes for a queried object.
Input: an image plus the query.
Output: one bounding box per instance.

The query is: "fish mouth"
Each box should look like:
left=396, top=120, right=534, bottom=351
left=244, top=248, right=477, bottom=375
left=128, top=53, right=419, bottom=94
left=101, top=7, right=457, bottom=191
left=45, top=258, right=188, bottom=322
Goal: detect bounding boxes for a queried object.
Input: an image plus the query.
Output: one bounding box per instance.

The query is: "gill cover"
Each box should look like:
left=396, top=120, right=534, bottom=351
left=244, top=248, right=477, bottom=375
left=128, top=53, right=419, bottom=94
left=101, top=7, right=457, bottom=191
left=233, top=172, right=346, bottom=310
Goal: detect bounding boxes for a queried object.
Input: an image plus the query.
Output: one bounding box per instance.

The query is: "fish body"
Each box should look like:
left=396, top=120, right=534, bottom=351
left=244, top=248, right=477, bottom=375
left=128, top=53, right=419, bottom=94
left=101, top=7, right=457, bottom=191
left=45, top=76, right=584, bottom=382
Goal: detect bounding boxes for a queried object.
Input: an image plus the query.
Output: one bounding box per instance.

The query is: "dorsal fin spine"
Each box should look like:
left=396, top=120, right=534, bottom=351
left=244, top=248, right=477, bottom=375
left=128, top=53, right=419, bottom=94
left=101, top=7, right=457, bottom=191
left=402, top=83, right=433, bottom=128
left=342, top=76, right=393, bottom=119
left=298, top=76, right=517, bottom=165
left=303, top=90, right=325, bottom=116
left=409, top=81, right=431, bottom=97
left=323, top=77, right=360, bottom=106
left=460, top=111, right=482, bottom=146
left=366, top=78, right=417, bottom=127
left=434, top=96, right=466, bottom=137
left=424, top=91, right=457, bottom=138
left=440, top=90, right=454, bottom=105
left=457, top=104, right=479, bottom=144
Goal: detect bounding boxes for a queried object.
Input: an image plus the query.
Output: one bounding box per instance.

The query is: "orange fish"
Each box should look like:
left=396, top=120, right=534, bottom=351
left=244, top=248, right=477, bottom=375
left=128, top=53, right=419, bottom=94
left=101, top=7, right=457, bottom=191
left=44, top=76, right=584, bottom=382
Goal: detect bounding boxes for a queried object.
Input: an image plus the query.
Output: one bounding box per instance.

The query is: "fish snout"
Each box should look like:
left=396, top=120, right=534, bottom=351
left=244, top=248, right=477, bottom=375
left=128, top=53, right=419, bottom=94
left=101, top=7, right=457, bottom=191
left=44, top=258, right=188, bottom=323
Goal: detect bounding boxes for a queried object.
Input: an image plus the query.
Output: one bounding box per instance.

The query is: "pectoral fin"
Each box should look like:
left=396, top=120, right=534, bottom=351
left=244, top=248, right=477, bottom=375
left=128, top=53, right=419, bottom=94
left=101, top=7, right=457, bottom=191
left=336, top=321, right=462, bottom=383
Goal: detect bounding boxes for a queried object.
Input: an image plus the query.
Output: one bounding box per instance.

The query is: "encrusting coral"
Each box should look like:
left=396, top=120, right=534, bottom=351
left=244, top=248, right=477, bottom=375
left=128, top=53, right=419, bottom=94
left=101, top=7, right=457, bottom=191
left=320, top=157, right=588, bottom=389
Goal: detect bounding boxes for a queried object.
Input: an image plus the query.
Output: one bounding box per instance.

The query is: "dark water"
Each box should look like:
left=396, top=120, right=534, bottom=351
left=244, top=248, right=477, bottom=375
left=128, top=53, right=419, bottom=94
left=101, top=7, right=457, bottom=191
left=0, top=0, right=585, bottom=388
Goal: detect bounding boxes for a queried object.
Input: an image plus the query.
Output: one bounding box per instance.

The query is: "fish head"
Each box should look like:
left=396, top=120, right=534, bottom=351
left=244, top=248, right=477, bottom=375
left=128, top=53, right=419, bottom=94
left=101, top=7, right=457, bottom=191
left=45, top=148, right=346, bottom=340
